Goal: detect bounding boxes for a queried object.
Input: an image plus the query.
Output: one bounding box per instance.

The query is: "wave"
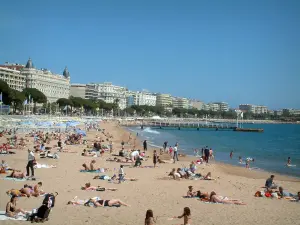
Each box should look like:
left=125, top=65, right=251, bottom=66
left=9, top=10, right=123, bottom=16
left=142, top=127, right=160, bottom=134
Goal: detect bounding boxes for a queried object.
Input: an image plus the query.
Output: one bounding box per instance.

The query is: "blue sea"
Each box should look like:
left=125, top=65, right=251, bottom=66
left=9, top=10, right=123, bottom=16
left=127, top=124, right=300, bottom=177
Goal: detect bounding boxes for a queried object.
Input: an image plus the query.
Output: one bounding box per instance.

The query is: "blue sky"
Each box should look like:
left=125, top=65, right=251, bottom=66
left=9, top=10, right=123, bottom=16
left=0, top=0, right=299, bottom=109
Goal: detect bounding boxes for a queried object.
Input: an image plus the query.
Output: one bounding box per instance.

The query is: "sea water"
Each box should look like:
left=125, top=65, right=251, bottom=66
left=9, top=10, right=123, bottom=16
left=127, top=124, right=300, bottom=177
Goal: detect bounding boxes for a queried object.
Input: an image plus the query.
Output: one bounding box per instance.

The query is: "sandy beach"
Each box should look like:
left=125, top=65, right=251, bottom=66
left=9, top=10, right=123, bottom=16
left=0, top=121, right=299, bottom=225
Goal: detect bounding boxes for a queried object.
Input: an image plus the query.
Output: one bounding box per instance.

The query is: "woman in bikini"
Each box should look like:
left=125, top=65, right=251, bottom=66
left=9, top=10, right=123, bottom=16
left=85, top=198, right=130, bottom=207
left=209, top=191, right=246, bottom=205
left=6, top=195, right=27, bottom=217
left=145, top=209, right=157, bottom=225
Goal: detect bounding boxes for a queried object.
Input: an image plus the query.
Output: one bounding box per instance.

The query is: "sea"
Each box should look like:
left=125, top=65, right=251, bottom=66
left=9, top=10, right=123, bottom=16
left=127, top=123, right=300, bottom=178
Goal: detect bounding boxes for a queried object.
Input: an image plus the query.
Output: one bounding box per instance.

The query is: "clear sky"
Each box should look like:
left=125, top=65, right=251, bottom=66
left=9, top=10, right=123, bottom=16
left=0, top=0, right=299, bottom=109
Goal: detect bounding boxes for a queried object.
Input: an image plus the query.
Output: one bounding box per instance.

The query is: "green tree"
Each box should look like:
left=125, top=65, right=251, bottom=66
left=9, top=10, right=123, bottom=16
left=0, top=79, right=11, bottom=105
left=9, top=90, right=25, bottom=113
left=22, top=88, right=47, bottom=104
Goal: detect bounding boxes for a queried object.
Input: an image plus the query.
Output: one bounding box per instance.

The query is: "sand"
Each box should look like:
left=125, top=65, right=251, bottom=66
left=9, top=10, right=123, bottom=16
left=0, top=121, right=299, bottom=225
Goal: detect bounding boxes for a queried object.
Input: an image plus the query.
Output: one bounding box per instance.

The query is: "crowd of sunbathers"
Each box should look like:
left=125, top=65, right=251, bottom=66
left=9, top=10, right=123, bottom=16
left=6, top=182, right=46, bottom=197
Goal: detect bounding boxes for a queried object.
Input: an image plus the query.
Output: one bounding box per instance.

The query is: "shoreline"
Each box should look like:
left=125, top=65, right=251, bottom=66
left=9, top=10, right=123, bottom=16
left=124, top=126, right=300, bottom=182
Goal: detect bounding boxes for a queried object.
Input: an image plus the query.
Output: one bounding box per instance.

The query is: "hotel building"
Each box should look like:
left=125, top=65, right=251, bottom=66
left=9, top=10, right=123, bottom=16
left=70, top=84, right=86, bottom=99
left=0, top=58, right=70, bottom=103
left=84, top=82, right=127, bottom=109
left=133, top=91, right=157, bottom=106
left=156, top=93, right=172, bottom=108
left=172, top=97, right=189, bottom=109
left=239, top=104, right=268, bottom=114
left=188, top=99, right=205, bottom=110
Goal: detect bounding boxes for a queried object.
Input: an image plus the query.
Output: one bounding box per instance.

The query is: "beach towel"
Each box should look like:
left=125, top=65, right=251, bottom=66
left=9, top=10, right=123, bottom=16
left=80, top=169, right=105, bottom=173
left=34, top=164, right=56, bottom=169
left=2, top=177, right=27, bottom=182
left=0, top=211, right=28, bottom=221
left=182, top=196, right=200, bottom=199
left=69, top=197, right=120, bottom=207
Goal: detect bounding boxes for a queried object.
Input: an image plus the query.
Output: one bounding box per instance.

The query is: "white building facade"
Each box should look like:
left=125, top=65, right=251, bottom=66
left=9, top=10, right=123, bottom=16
left=0, top=59, right=70, bottom=103
left=85, top=82, right=127, bottom=109
left=133, top=91, right=156, bottom=106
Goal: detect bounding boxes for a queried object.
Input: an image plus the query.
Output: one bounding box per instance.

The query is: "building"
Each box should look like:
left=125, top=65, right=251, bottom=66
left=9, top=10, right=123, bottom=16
left=133, top=91, right=157, bottom=106
left=283, top=108, right=300, bottom=116
left=0, top=58, right=70, bottom=103
left=214, top=102, right=229, bottom=112
left=188, top=100, right=204, bottom=110
left=239, top=104, right=268, bottom=114
left=156, top=94, right=172, bottom=108
left=0, top=65, right=26, bottom=91
left=85, top=82, right=127, bottom=109
left=70, top=84, right=86, bottom=99
left=207, top=103, right=219, bottom=111
left=172, top=97, right=189, bottom=109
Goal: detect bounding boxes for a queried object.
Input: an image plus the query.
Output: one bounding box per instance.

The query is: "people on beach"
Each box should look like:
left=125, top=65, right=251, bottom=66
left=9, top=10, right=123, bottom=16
left=265, top=175, right=277, bottom=189
left=6, top=195, right=27, bottom=218
left=145, top=209, right=156, bottom=225
left=153, top=150, right=158, bottom=168
left=119, top=165, right=125, bottom=184
left=173, top=144, right=179, bottom=163
left=209, top=191, right=246, bottom=205
left=143, top=140, right=147, bottom=151
left=81, top=183, right=117, bottom=191
left=187, top=186, right=196, bottom=197
left=8, top=170, right=26, bottom=179
left=174, top=207, right=191, bottom=225
left=204, top=146, right=209, bottom=163
left=26, top=149, right=35, bottom=177
left=163, top=141, right=168, bottom=152
left=84, top=198, right=130, bottom=207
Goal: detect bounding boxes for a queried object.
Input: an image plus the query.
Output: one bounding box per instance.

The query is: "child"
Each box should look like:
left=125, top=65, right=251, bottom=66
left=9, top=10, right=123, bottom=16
left=175, top=207, right=191, bottom=225
left=153, top=150, right=158, bottom=168
left=118, top=165, right=124, bottom=184
left=145, top=209, right=156, bottom=225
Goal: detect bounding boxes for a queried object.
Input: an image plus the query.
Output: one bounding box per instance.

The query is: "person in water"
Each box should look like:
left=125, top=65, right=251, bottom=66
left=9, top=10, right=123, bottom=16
left=230, top=151, right=233, bottom=159
left=287, top=157, right=291, bottom=166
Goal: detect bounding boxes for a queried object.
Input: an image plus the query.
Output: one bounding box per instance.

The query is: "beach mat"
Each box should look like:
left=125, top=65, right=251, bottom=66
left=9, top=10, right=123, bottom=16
left=182, top=196, right=200, bottom=199
left=2, top=177, right=38, bottom=181
left=0, top=211, right=27, bottom=220
left=80, top=170, right=102, bottom=173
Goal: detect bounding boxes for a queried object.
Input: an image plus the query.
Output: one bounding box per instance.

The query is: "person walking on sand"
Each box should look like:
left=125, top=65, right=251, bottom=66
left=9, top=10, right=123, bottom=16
left=153, top=150, right=158, bottom=168
left=118, top=165, right=125, bottom=184
left=143, top=140, right=147, bottom=151
left=173, top=144, right=179, bottom=163
left=174, top=207, right=191, bottom=225
left=230, top=151, right=233, bottom=159
left=26, top=149, right=35, bottom=177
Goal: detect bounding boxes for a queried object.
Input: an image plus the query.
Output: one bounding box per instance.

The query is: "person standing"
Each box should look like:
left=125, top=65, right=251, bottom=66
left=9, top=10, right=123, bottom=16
left=118, top=165, right=124, bottom=184
left=143, top=140, right=147, bottom=151
left=26, top=149, right=35, bottom=177
left=163, top=141, right=168, bottom=152
left=173, top=144, right=179, bottom=163
left=230, top=151, right=233, bottom=159
left=153, top=150, right=158, bottom=168
left=204, top=146, right=210, bottom=163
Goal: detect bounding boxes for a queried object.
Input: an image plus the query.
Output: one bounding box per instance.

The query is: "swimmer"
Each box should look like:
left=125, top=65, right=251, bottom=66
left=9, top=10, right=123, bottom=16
left=287, top=157, right=291, bottom=166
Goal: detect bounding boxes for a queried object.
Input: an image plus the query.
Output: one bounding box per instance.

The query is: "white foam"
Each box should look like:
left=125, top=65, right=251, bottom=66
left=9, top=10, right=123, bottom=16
left=142, top=127, right=160, bottom=134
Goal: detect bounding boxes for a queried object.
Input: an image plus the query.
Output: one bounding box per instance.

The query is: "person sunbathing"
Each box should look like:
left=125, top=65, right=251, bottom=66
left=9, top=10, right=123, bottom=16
left=7, top=170, right=25, bottom=179
left=110, top=174, right=138, bottom=181
left=6, top=195, right=27, bottom=218
left=187, top=186, right=197, bottom=197
left=81, top=149, right=97, bottom=157
left=90, top=160, right=97, bottom=170
left=6, top=189, right=26, bottom=197
left=196, top=190, right=210, bottom=200
left=209, top=191, right=246, bottom=205
left=84, top=198, right=130, bottom=207
left=202, top=172, right=215, bottom=180
left=20, top=185, right=34, bottom=197
left=81, top=183, right=117, bottom=191
left=82, top=163, right=91, bottom=170
left=32, top=182, right=45, bottom=197
left=168, top=168, right=181, bottom=180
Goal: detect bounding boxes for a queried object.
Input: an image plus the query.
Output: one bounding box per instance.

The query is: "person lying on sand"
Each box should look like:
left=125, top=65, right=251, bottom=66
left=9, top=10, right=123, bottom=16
left=106, top=157, right=133, bottom=163
left=7, top=170, right=25, bottom=179
left=110, top=174, right=138, bottom=181
left=84, top=198, right=130, bottom=207
left=32, top=182, right=45, bottom=197
left=81, top=183, right=117, bottom=191
left=201, top=172, right=216, bottom=180
left=6, top=189, right=26, bottom=197
left=81, top=149, right=97, bottom=157
left=6, top=195, right=27, bottom=218
left=209, top=191, right=246, bottom=205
